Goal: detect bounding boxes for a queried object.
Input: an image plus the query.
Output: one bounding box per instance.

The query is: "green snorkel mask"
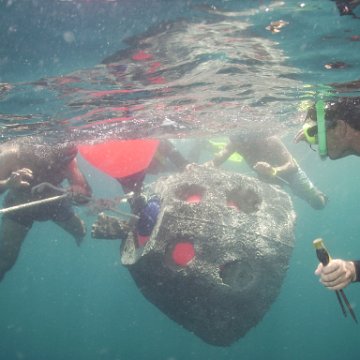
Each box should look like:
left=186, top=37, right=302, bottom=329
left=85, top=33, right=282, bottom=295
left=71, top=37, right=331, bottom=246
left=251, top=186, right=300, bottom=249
left=315, top=100, right=328, bottom=158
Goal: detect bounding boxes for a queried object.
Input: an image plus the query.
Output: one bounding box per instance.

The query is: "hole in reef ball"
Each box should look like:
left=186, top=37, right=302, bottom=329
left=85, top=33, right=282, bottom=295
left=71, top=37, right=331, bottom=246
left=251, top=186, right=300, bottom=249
left=172, top=242, right=195, bottom=266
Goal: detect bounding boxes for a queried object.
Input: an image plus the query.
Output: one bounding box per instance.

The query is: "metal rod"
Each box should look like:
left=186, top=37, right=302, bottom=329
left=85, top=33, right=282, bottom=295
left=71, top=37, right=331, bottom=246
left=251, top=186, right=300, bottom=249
left=0, top=194, right=68, bottom=215
left=340, top=289, right=358, bottom=324
left=335, top=290, right=347, bottom=318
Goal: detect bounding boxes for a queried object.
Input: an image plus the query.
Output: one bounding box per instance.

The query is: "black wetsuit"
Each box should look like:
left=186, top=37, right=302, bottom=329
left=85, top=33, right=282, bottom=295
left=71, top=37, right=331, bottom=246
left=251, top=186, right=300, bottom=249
left=3, top=140, right=78, bottom=228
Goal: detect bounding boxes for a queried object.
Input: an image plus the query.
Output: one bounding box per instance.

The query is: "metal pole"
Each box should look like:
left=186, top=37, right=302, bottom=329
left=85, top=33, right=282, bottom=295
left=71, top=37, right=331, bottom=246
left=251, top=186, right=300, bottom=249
left=0, top=194, right=68, bottom=215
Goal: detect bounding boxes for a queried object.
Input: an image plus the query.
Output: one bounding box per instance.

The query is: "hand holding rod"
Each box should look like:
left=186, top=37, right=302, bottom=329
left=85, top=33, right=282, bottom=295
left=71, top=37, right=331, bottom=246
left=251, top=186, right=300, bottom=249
left=313, top=238, right=358, bottom=324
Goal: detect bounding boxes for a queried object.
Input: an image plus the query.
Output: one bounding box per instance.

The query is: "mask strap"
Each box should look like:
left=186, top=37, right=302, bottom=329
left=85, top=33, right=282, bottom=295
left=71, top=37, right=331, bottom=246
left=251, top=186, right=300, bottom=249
left=315, top=100, right=327, bottom=157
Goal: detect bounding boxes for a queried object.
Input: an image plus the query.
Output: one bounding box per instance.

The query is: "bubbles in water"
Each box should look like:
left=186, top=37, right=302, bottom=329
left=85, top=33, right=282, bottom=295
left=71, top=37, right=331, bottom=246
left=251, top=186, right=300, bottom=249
left=63, top=31, right=76, bottom=44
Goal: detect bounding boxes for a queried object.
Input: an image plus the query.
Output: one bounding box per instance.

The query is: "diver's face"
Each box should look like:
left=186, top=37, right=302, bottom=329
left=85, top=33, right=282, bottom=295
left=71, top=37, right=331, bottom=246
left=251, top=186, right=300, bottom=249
left=325, top=122, right=353, bottom=160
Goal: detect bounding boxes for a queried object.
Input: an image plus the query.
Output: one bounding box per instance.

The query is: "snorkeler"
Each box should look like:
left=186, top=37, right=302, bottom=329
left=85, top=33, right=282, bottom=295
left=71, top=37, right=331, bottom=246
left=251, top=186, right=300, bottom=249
left=331, top=0, right=360, bottom=17
left=295, top=97, right=360, bottom=290
left=204, top=134, right=327, bottom=210
left=118, top=139, right=189, bottom=246
left=80, top=138, right=188, bottom=247
left=0, top=137, right=92, bottom=282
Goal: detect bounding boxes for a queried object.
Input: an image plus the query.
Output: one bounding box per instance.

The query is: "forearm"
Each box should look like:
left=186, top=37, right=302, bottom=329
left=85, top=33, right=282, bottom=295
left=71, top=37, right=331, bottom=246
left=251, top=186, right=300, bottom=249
left=167, top=148, right=189, bottom=171
left=272, top=160, right=297, bottom=177
left=66, top=160, right=92, bottom=199
left=211, top=144, right=236, bottom=167
left=69, top=178, right=92, bottom=199
left=264, top=136, right=297, bottom=176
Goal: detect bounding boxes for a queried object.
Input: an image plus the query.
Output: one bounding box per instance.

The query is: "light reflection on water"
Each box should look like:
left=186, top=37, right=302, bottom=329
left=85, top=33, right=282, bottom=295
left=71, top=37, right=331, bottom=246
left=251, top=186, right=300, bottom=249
left=2, top=0, right=354, bottom=142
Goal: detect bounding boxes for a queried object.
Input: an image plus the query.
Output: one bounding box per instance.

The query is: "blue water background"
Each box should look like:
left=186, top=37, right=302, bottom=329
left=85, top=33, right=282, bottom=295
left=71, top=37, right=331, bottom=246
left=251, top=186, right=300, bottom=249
left=2, top=139, right=360, bottom=360
left=1, top=1, right=360, bottom=359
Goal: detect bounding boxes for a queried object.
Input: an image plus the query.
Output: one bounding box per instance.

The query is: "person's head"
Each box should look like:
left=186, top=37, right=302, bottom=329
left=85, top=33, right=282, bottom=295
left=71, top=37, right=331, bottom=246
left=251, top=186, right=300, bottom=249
left=300, top=97, right=360, bottom=159
left=333, top=0, right=359, bottom=17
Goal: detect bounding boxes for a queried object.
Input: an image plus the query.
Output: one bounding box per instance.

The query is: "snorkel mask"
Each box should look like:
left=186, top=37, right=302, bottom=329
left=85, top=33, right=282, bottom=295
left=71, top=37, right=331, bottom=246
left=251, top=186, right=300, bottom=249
left=302, top=100, right=328, bottom=158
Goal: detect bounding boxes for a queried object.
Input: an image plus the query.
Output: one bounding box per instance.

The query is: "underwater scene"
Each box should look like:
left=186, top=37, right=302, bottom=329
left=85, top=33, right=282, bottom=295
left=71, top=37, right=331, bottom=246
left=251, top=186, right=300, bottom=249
left=1, top=1, right=360, bottom=359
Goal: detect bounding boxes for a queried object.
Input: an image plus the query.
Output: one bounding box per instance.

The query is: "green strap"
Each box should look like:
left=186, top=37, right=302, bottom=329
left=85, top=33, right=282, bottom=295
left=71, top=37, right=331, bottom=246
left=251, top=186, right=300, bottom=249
left=315, top=100, right=327, bottom=157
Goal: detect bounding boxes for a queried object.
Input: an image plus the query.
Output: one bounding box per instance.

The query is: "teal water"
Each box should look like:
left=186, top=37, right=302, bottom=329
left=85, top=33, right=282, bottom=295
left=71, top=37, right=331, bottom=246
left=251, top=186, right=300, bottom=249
left=1, top=1, right=360, bottom=359
left=2, top=140, right=360, bottom=360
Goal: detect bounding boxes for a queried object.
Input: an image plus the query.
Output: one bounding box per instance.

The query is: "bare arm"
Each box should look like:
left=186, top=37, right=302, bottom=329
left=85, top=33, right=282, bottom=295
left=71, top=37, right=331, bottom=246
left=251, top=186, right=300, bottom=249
left=207, top=141, right=238, bottom=167
left=0, top=148, right=33, bottom=193
left=161, top=140, right=189, bottom=171
left=65, top=159, right=92, bottom=203
left=253, top=137, right=297, bottom=178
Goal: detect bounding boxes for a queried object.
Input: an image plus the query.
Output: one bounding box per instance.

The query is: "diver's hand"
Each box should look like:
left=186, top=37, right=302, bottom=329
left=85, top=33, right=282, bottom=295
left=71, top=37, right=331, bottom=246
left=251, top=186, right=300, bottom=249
left=294, top=128, right=306, bottom=143
left=68, top=185, right=91, bottom=205
left=315, top=259, right=356, bottom=291
left=91, top=212, right=130, bottom=240
left=203, top=160, right=215, bottom=168
left=185, top=163, right=204, bottom=171
left=202, top=161, right=215, bottom=168
left=253, top=162, right=275, bottom=177
left=6, top=168, right=33, bottom=189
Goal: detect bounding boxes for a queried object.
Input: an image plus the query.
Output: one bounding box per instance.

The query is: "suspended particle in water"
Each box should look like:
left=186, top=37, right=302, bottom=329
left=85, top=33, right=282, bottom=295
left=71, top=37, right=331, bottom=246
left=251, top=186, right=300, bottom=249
left=63, top=31, right=76, bottom=44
